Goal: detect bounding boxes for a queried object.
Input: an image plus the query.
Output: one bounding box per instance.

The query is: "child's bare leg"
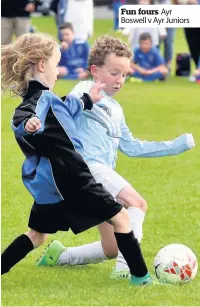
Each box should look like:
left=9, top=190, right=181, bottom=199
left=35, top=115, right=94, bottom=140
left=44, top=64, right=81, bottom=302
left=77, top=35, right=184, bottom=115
left=1, top=230, right=48, bottom=275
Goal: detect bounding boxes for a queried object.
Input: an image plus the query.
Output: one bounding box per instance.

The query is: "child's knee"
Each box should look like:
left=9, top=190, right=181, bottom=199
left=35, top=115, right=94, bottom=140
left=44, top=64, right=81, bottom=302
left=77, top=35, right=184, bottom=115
left=26, top=230, right=48, bottom=248
left=128, top=198, right=147, bottom=212
left=119, top=194, right=147, bottom=212
left=139, top=198, right=147, bottom=212
left=132, top=197, right=147, bottom=212
left=110, top=208, right=131, bottom=232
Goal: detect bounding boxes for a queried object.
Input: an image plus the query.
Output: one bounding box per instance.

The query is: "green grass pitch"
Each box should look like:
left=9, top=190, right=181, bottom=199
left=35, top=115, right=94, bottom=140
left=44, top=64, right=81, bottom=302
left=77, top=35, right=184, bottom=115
left=1, top=16, right=200, bottom=306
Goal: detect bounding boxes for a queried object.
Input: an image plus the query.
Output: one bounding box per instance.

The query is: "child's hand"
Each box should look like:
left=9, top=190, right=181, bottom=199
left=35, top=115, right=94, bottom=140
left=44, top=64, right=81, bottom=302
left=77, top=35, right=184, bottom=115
left=89, top=82, right=107, bottom=103
left=76, top=67, right=85, bottom=74
left=60, top=41, right=69, bottom=50
left=141, top=69, right=151, bottom=75
left=159, top=66, right=168, bottom=75
left=25, top=117, right=41, bottom=133
left=25, top=2, right=35, bottom=12
left=78, top=70, right=89, bottom=80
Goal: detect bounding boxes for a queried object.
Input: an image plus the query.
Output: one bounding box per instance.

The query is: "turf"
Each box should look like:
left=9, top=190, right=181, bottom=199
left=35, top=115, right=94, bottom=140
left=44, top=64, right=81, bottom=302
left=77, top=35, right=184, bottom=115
left=1, top=16, right=200, bottom=306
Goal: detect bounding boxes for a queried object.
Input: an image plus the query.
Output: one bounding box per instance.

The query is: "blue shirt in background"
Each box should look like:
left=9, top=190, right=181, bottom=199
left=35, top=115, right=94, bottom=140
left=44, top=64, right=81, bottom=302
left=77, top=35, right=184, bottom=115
left=133, top=47, right=164, bottom=69
left=59, top=39, right=90, bottom=76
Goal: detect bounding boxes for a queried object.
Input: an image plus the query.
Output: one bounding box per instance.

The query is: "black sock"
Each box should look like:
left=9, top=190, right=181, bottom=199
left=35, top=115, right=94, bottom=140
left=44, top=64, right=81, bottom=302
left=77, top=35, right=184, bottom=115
left=1, top=234, right=34, bottom=275
left=115, top=231, right=148, bottom=277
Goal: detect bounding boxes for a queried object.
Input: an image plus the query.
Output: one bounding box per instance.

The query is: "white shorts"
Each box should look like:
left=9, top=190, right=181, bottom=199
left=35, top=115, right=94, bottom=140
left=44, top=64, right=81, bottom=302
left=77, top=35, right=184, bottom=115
left=88, top=163, right=131, bottom=198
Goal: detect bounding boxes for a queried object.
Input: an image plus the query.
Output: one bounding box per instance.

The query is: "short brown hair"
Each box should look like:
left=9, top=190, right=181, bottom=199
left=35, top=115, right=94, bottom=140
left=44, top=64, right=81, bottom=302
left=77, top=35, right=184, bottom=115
left=59, top=22, right=74, bottom=32
left=139, top=32, right=152, bottom=42
left=88, top=35, right=132, bottom=71
left=1, top=33, right=57, bottom=96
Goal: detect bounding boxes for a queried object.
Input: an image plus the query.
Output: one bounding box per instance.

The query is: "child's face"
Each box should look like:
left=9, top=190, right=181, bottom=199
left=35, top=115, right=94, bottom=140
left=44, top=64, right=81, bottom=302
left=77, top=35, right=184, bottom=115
left=91, top=53, right=130, bottom=97
left=60, top=28, right=74, bottom=45
left=139, top=39, right=152, bottom=53
left=36, top=45, right=61, bottom=90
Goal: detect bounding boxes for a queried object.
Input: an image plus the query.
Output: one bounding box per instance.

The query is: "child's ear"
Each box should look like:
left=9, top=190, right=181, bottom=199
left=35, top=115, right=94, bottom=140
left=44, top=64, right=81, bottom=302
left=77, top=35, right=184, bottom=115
left=90, top=65, right=98, bottom=78
left=37, top=59, right=46, bottom=73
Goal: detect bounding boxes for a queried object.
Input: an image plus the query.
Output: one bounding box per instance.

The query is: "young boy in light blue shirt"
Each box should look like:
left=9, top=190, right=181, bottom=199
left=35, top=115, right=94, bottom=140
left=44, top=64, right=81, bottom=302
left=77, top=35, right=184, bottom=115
left=36, top=35, right=195, bottom=279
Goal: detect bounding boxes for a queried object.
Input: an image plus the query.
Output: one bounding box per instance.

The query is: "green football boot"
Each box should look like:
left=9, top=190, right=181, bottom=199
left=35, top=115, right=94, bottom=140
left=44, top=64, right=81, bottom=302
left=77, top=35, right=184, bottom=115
left=110, top=268, right=131, bottom=280
left=130, top=272, right=153, bottom=286
left=35, top=240, right=66, bottom=267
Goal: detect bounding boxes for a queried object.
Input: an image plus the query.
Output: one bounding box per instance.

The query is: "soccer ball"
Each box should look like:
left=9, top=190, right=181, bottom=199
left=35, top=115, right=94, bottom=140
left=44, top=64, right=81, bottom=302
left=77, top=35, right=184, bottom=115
left=154, top=244, right=198, bottom=285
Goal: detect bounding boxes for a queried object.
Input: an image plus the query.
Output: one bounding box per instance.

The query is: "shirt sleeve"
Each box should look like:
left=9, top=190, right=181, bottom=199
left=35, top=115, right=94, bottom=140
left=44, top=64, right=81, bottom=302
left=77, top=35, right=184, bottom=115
left=133, top=48, right=139, bottom=64
left=12, top=91, right=92, bottom=137
left=154, top=48, right=165, bottom=66
left=119, top=114, right=194, bottom=157
left=13, top=93, right=86, bottom=160
left=61, top=93, right=93, bottom=116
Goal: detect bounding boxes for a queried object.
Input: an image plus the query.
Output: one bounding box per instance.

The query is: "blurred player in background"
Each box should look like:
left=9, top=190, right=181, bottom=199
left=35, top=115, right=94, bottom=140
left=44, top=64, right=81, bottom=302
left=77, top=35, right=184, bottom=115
left=1, top=0, right=36, bottom=44
left=113, top=0, right=126, bottom=31
left=64, top=0, right=94, bottom=40
left=58, top=22, right=90, bottom=80
left=130, top=33, right=168, bottom=81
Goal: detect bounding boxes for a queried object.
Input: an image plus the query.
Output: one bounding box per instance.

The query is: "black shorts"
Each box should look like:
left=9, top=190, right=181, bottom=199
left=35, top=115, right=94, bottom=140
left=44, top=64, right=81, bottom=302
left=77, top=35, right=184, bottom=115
left=28, top=179, right=122, bottom=234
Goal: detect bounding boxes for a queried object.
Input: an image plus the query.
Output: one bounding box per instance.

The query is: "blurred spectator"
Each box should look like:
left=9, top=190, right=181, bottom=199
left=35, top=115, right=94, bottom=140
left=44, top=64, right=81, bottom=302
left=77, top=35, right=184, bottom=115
left=58, top=22, right=90, bottom=80
left=184, top=27, right=200, bottom=68
left=113, top=0, right=126, bottom=31
left=50, top=0, right=94, bottom=40
left=128, top=27, right=166, bottom=50
left=64, top=0, right=94, bottom=40
left=50, top=0, right=67, bottom=40
left=189, top=57, right=200, bottom=82
left=130, top=32, right=168, bottom=81
left=162, top=27, right=176, bottom=73
left=125, top=0, right=167, bottom=56
left=65, top=0, right=94, bottom=40
left=174, top=0, right=200, bottom=68
left=1, top=0, right=38, bottom=45
left=153, top=0, right=176, bottom=74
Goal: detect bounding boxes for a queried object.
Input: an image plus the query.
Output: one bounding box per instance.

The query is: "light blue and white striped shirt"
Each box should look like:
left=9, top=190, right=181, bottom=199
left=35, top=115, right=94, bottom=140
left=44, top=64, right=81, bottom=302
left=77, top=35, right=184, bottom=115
left=69, top=81, right=195, bottom=169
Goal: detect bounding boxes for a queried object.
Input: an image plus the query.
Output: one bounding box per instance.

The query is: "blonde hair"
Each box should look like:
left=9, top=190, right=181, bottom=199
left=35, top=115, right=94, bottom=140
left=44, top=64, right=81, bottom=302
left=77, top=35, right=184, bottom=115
left=1, top=33, right=57, bottom=96
left=88, top=35, right=133, bottom=71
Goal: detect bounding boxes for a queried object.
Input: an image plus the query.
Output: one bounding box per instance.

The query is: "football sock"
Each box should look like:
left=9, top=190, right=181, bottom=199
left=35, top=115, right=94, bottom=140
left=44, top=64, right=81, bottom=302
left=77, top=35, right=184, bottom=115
left=1, top=234, right=34, bottom=275
left=114, top=231, right=148, bottom=277
left=58, top=241, right=108, bottom=265
left=116, top=208, right=145, bottom=271
left=127, top=207, right=145, bottom=243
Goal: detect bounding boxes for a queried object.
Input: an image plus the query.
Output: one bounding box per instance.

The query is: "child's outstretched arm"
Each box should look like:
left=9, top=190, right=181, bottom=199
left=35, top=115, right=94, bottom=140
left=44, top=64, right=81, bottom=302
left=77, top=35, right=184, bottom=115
left=14, top=82, right=106, bottom=134
left=119, top=114, right=195, bottom=158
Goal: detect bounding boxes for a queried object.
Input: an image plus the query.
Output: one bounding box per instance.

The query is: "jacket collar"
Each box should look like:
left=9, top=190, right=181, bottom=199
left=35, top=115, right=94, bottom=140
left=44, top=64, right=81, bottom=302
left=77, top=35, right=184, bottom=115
left=27, top=79, right=49, bottom=91
left=23, top=80, right=49, bottom=100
